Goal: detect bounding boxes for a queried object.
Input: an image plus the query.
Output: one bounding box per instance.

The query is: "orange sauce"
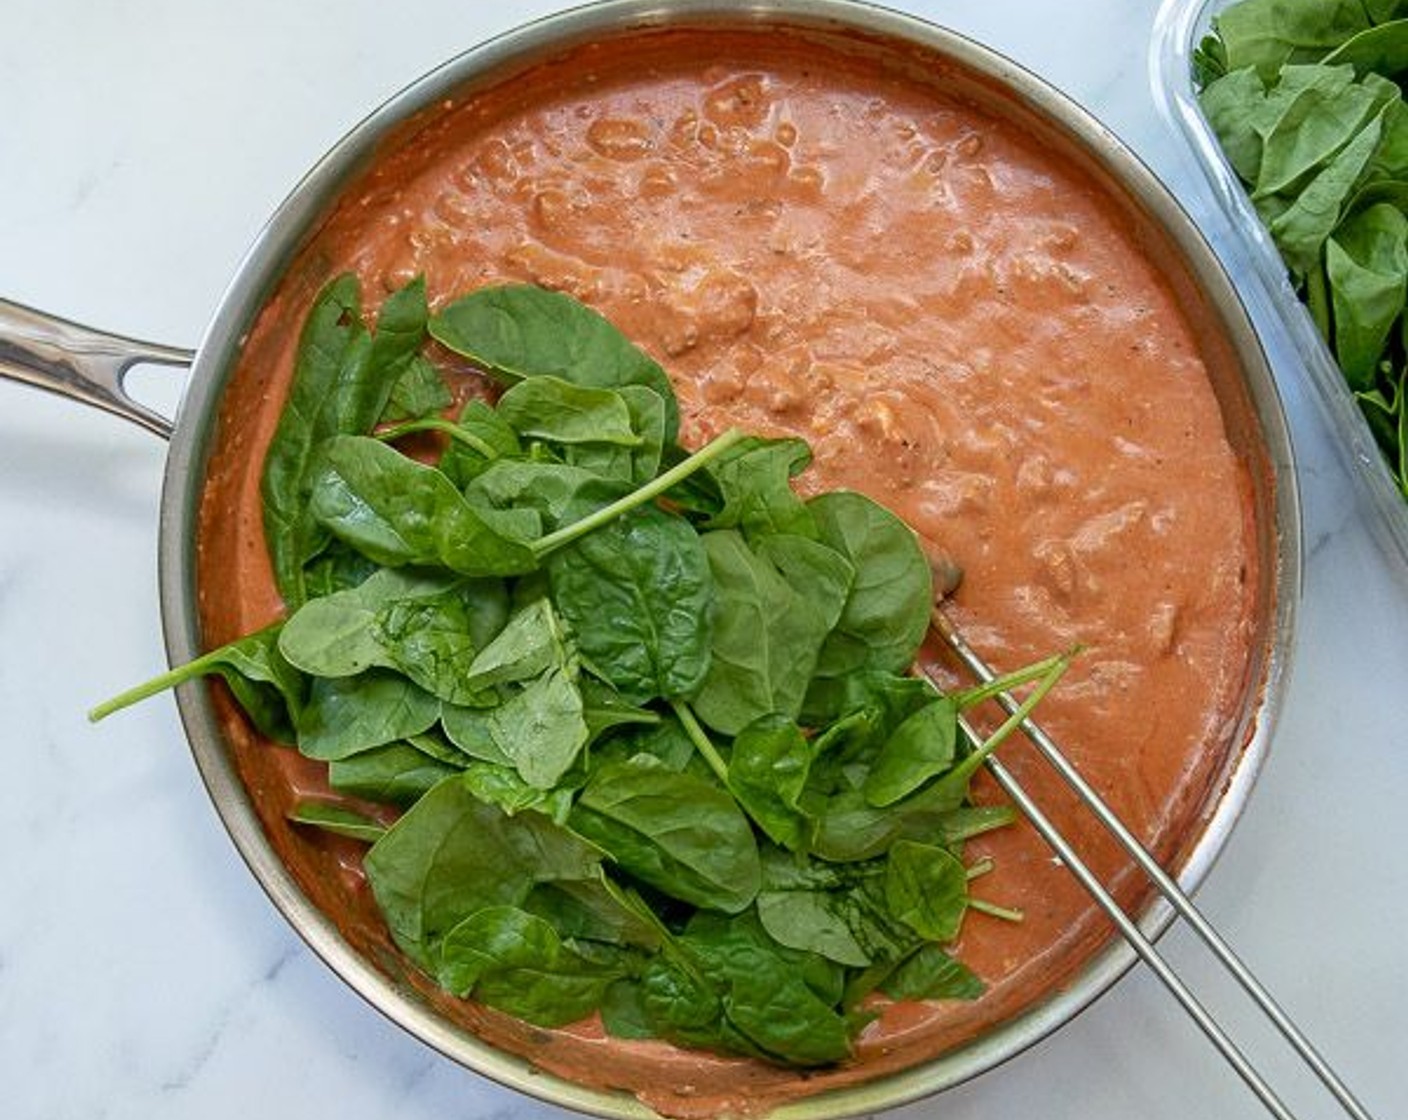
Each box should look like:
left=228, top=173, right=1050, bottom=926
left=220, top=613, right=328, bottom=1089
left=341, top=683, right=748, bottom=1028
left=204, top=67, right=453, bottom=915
left=196, top=23, right=1259, bottom=1118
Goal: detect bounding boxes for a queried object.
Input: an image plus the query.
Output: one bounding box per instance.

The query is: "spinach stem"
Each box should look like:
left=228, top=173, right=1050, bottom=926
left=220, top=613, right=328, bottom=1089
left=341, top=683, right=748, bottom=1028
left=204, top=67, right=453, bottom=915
left=89, top=648, right=225, bottom=721
left=375, top=417, right=500, bottom=459
left=943, top=806, right=1019, bottom=842
left=968, top=897, right=1024, bottom=923
left=953, top=648, right=1076, bottom=710
left=530, top=427, right=748, bottom=557
left=670, top=699, right=730, bottom=785
left=965, top=858, right=995, bottom=880
left=945, top=649, right=1073, bottom=787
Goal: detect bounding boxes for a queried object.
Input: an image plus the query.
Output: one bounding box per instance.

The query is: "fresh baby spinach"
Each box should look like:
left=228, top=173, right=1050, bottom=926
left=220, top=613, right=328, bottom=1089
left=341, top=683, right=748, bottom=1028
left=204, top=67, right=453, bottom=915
left=873, top=943, right=983, bottom=1003
left=700, top=435, right=818, bottom=541
left=327, top=741, right=461, bottom=806
left=496, top=375, right=645, bottom=449
left=278, top=569, right=493, bottom=706
left=288, top=799, right=388, bottom=843
left=642, top=910, right=854, bottom=1067
left=688, top=529, right=848, bottom=735
left=465, top=460, right=628, bottom=530
left=570, top=757, right=762, bottom=914
left=262, top=276, right=429, bottom=607
left=380, top=355, right=451, bottom=426
left=808, top=491, right=934, bottom=681
left=310, top=434, right=543, bottom=576
left=429, top=282, right=681, bottom=440
left=295, top=671, right=442, bottom=761
left=487, top=663, right=589, bottom=790
left=436, top=398, right=524, bottom=486
left=93, top=274, right=1071, bottom=1071
left=460, top=596, right=564, bottom=692
left=548, top=505, right=713, bottom=704
left=435, top=905, right=635, bottom=1027
left=724, top=715, right=815, bottom=852
left=1197, top=0, right=1408, bottom=498
left=364, top=775, right=606, bottom=971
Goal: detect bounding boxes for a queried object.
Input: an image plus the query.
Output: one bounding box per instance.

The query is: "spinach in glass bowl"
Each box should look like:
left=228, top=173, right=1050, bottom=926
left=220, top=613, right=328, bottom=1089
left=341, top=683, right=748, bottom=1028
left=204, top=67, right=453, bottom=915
left=1195, top=0, right=1408, bottom=499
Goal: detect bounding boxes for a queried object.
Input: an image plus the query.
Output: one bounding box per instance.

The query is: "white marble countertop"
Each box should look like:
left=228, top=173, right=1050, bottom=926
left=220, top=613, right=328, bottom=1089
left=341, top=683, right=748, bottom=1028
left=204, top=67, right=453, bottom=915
left=2, top=2, right=1404, bottom=1118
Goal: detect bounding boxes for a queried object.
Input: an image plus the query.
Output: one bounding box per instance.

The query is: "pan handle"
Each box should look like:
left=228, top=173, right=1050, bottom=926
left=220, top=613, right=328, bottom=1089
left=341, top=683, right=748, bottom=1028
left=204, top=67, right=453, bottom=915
left=0, top=298, right=194, bottom=441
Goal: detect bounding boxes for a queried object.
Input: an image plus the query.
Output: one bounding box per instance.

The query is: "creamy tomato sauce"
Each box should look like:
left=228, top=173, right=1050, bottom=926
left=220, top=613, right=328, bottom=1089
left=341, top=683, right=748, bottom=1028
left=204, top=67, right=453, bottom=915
left=197, top=23, right=1260, bottom=1119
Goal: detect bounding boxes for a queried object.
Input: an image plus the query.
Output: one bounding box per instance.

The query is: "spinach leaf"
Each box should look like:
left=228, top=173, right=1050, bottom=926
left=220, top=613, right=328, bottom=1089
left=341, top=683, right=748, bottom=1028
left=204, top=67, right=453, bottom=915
left=548, top=505, right=713, bottom=704
left=861, top=697, right=960, bottom=808
left=592, top=714, right=700, bottom=774
left=755, top=889, right=874, bottom=968
left=219, top=642, right=303, bottom=742
left=525, top=872, right=666, bottom=950
left=807, top=491, right=933, bottom=683
left=1199, top=67, right=1270, bottom=184
left=637, top=954, right=732, bottom=1055
left=437, top=398, right=523, bottom=487
left=667, top=911, right=853, bottom=1067
left=378, top=354, right=450, bottom=425
left=579, top=677, right=662, bottom=744
left=465, top=460, right=626, bottom=531
left=570, top=758, right=761, bottom=913
left=367, top=275, right=433, bottom=383
left=801, top=666, right=939, bottom=736
left=278, top=569, right=491, bottom=705
left=690, top=530, right=846, bottom=736
left=726, top=715, right=815, bottom=852
left=567, top=384, right=667, bottom=484
left=875, top=943, right=983, bottom=1002
left=445, top=634, right=591, bottom=795
left=1211, top=0, right=1371, bottom=82
left=461, top=597, right=566, bottom=691
left=1323, top=18, right=1408, bottom=76
left=429, top=283, right=680, bottom=440
left=600, top=979, right=658, bottom=1041
left=810, top=783, right=977, bottom=863
left=461, top=761, right=577, bottom=822
left=496, top=375, right=644, bottom=447
left=262, top=276, right=428, bottom=606
left=295, top=671, right=441, bottom=761
left=287, top=800, right=388, bottom=843
left=1253, top=65, right=1379, bottom=200
left=440, top=703, right=510, bottom=763
left=327, top=741, right=463, bottom=807
left=1327, top=201, right=1408, bottom=386
left=488, top=664, right=589, bottom=790
left=1268, top=102, right=1386, bottom=277
left=700, top=435, right=817, bottom=541
left=402, top=729, right=472, bottom=766
left=754, top=848, right=909, bottom=968
left=435, top=905, right=632, bottom=1026
left=364, top=776, right=605, bottom=970
left=884, top=840, right=969, bottom=943
left=755, top=533, right=854, bottom=626
left=301, top=539, right=382, bottom=600
left=310, top=434, right=540, bottom=576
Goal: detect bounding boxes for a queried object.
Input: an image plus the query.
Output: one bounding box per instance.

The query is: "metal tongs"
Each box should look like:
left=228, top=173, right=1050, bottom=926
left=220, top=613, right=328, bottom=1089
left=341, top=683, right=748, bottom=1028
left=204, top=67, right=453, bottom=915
left=926, top=606, right=1376, bottom=1120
